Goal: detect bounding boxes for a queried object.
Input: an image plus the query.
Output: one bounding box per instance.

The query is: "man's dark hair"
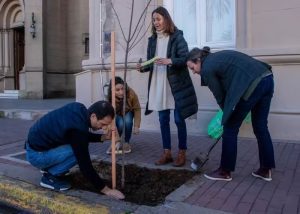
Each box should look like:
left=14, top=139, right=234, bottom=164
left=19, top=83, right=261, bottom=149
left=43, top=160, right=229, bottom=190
left=87, top=100, right=115, bottom=119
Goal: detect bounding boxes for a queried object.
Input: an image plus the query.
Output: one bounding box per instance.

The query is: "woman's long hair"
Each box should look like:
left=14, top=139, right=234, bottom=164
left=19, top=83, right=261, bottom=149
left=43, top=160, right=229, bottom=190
left=151, top=6, right=176, bottom=35
left=187, top=46, right=211, bottom=63
left=107, top=76, right=129, bottom=115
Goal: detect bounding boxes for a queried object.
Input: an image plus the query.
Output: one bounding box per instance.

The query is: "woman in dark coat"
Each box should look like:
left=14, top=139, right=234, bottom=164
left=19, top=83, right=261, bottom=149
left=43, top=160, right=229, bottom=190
left=187, top=47, right=275, bottom=181
left=137, top=7, right=198, bottom=167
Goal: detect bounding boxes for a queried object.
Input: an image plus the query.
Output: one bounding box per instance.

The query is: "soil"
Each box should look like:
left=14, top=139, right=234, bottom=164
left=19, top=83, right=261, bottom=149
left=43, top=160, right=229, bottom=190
left=70, top=161, right=197, bottom=206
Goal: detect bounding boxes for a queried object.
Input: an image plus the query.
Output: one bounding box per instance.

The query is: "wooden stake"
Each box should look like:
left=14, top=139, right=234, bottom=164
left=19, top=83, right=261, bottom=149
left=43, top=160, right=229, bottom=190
left=110, top=31, right=116, bottom=189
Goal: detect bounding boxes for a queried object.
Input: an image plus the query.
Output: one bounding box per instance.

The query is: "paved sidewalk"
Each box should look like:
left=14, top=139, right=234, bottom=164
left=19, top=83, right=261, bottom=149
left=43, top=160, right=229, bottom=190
left=0, top=99, right=299, bottom=213
left=0, top=98, right=74, bottom=120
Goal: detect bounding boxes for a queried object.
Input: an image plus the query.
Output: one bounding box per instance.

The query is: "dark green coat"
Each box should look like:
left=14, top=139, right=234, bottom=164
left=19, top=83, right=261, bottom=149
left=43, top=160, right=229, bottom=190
left=201, top=50, right=272, bottom=124
left=142, top=29, right=198, bottom=119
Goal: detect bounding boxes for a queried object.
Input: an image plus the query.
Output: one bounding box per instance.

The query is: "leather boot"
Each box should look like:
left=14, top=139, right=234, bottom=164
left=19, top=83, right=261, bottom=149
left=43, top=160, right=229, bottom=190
left=155, top=149, right=173, bottom=165
left=173, top=150, right=186, bottom=167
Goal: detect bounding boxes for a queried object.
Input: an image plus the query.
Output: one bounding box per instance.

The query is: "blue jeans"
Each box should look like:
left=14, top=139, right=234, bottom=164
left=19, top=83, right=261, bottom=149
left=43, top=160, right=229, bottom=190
left=158, top=108, right=187, bottom=150
left=26, top=143, right=77, bottom=176
left=221, top=75, right=275, bottom=171
left=115, top=111, right=134, bottom=143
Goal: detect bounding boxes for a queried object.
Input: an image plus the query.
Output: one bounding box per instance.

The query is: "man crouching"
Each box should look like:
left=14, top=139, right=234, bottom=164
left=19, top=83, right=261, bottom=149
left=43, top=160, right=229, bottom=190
left=25, top=100, right=124, bottom=200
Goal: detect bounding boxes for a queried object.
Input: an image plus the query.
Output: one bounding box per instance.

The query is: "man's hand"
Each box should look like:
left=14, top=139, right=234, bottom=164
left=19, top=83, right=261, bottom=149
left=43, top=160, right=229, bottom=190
left=100, top=125, right=117, bottom=141
left=133, top=127, right=140, bottom=135
left=101, top=186, right=125, bottom=200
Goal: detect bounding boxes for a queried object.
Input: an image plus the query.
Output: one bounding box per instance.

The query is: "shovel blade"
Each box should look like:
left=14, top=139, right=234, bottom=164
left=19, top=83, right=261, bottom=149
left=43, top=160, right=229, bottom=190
left=190, top=154, right=209, bottom=171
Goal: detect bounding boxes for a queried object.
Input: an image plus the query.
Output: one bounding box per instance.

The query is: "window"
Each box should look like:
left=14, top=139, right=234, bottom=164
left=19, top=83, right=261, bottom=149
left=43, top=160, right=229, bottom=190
left=82, top=33, right=89, bottom=55
left=85, top=37, right=89, bottom=54
left=165, top=0, right=236, bottom=49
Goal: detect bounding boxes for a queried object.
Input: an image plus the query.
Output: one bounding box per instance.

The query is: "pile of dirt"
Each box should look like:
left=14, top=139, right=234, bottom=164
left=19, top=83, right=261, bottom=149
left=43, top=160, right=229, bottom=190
left=70, top=161, right=196, bottom=206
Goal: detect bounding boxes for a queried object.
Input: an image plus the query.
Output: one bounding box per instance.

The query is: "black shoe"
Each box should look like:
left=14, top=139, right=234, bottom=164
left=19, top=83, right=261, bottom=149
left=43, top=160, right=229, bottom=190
left=252, top=168, right=272, bottom=181
left=40, top=173, right=71, bottom=191
left=204, top=167, right=232, bottom=181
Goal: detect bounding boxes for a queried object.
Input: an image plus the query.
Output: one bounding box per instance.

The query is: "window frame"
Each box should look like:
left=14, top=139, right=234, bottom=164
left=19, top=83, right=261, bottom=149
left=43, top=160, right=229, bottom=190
left=164, top=0, right=236, bottom=49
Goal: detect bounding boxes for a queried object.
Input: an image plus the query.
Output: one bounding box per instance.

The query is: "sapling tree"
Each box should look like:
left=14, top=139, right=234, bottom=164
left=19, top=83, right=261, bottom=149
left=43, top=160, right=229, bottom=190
left=108, top=0, right=153, bottom=188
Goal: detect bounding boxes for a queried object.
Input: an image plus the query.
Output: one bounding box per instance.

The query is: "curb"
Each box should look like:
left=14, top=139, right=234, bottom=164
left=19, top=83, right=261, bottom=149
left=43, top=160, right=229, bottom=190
left=0, top=173, right=229, bottom=214
left=0, top=175, right=110, bottom=214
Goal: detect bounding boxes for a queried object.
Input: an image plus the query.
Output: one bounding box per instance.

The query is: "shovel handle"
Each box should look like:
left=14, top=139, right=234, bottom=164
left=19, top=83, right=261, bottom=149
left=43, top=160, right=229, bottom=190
left=206, top=136, right=222, bottom=155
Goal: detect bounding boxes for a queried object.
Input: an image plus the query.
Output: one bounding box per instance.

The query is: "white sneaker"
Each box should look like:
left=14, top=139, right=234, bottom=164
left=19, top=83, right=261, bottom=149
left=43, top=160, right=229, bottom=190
left=106, top=142, right=132, bottom=154
left=122, top=143, right=132, bottom=154
left=106, top=142, right=121, bottom=154
left=252, top=168, right=272, bottom=182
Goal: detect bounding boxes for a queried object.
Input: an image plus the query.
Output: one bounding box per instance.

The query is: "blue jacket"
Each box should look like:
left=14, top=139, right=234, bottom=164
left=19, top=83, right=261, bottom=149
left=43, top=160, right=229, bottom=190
left=27, top=102, right=106, bottom=190
left=201, top=50, right=272, bottom=124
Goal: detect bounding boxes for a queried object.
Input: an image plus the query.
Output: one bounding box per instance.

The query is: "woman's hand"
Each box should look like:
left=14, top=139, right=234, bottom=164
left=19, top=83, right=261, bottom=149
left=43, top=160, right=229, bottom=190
left=136, top=63, right=142, bottom=72
left=101, top=186, right=125, bottom=200
left=155, top=58, right=172, bottom=66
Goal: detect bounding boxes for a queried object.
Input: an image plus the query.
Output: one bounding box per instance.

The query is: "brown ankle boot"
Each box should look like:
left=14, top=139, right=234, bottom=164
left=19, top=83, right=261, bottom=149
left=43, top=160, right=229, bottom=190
left=155, top=149, right=173, bottom=165
left=173, top=150, right=186, bottom=167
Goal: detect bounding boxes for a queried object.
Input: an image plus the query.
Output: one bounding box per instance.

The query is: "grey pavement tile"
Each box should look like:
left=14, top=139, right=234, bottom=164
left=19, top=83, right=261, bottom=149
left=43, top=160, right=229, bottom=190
left=220, top=194, right=241, bottom=212
left=235, top=202, right=252, bottom=214
left=251, top=199, right=269, bottom=212
left=266, top=207, right=282, bottom=214
left=0, top=118, right=34, bottom=145
left=282, top=195, right=299, bottom=214
left=205, top=198, right=226, bottom=210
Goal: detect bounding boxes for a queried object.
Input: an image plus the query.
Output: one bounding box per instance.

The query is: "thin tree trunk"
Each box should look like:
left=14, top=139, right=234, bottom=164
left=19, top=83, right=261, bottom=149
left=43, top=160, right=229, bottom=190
left=110, top=31, right=117, bottom=189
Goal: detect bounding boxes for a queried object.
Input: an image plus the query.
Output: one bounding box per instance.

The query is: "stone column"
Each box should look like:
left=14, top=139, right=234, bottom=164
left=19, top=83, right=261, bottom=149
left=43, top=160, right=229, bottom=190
left=0, top=29, right=11, bottom=90
left=82, top=0, right=102, bottom=69
left=0, top=30, right=3, bottom=74
left=78, top=0, right=105, bottom=106
left=21, top=0, right=44, bottom=98
left=0, top=30, right=3, bottom=91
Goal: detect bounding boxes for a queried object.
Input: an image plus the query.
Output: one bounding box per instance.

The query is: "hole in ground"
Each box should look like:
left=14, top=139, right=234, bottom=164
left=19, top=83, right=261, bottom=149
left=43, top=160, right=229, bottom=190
left=69, top=161, right=197, bottom=206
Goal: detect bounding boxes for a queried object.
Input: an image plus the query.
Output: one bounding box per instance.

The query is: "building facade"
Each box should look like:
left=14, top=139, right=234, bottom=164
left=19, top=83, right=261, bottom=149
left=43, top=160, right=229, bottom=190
left=0, top=0, right=89, bottom=98
left=76, top=0, right=300, bottom=141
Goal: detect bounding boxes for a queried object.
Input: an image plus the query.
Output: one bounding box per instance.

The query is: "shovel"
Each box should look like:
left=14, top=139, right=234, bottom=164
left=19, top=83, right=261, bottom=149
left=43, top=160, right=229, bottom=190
left=190, top=136, right=222, bottom=171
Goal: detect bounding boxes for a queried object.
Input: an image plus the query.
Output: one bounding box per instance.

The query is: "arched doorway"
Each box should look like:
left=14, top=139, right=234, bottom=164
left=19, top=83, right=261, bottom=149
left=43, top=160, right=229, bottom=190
left=13, top=26, right=24, bottom=89
left=0, top=0, right=24, bottom=94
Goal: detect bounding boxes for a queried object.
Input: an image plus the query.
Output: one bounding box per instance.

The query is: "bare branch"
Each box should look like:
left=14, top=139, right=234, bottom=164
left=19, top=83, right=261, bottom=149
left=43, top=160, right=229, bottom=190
left=110, top=0, right=127, bottom=42
left=116, top=40, right=126, bottom=52
left=126, top=0, right=135, bottom=43
left=129, top=7, right=148, bottom=49
left=129, top=0, right=152, bottom=42
left=129, top=21, right=151, bottom=52
left=108, top=0, right=155, bottom=188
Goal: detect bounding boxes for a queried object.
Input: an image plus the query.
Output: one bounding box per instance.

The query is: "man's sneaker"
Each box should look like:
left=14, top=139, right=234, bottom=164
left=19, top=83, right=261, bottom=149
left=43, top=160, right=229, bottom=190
left=252, top=168, right=272, bottom=181
left=204, top=168, right=232, bottom=181
left=40, top=173, right=71, bottom=191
